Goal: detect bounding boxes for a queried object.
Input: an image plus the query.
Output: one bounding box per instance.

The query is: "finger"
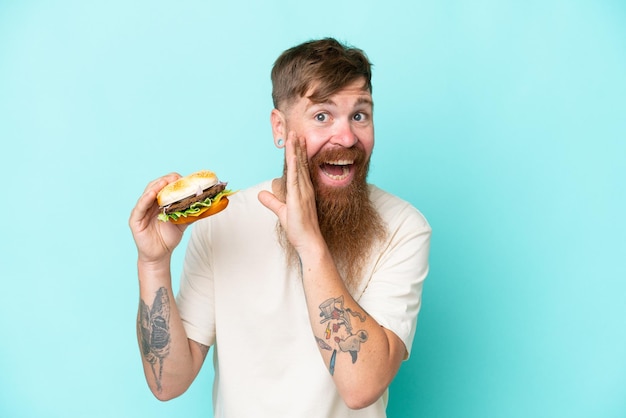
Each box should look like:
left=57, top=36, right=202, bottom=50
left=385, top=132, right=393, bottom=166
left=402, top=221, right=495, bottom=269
left=294, top=136, right=314, bottom=197
left=129, top=189, right=158, bottom=228
left=258, top=190, right=284, bottom=217
left=142, top=172, right=181, bottom=195
left=295, top=135, right=309, bottom=169
left=285, top=132, right=300, bottom=195
left=131, top=173, right=181, bottom=226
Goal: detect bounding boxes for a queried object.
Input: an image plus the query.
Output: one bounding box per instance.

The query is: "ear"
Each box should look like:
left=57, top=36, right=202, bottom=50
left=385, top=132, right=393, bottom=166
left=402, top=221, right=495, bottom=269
left=270, top=108, right=286, bottom=141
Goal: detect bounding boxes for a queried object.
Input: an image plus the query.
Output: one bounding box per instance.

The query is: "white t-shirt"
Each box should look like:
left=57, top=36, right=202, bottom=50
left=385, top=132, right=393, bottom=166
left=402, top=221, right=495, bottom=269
left=176, top=180, right=431, bottom=417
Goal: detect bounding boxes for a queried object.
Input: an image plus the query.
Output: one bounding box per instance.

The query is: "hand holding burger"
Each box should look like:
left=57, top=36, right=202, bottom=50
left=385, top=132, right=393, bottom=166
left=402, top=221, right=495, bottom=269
left=157, top=170, right=234, bottom=225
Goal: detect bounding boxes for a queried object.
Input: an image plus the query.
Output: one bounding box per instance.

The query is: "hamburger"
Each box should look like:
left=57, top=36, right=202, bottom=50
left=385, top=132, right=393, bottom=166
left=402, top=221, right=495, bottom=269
left=157, top=170, right=234, bottom=225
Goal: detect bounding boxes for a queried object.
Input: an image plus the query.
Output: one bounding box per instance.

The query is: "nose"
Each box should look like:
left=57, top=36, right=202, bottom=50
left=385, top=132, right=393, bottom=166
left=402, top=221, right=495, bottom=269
left=330, top=120, right=358, bottom=148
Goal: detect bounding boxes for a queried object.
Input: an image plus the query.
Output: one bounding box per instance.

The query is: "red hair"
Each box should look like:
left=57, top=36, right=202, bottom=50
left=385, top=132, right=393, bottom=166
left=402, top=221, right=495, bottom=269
left=271, top=38, right=373, bottom=110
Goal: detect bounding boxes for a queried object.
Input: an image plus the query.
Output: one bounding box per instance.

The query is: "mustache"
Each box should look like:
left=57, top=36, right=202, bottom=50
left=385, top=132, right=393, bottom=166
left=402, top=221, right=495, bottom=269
left=310, top=145, right=366, bottom=166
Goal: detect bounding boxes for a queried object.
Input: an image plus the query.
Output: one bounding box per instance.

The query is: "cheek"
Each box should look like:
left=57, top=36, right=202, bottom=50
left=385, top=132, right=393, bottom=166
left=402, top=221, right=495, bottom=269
left=287, top=122, right=324, bottom=152
left=360, top=133, right=375, bottom=158
left=302, top=134, right=328, bottom=159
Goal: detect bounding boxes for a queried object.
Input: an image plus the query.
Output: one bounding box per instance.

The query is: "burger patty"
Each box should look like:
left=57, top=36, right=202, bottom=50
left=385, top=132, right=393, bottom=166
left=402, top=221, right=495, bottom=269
left=162, top=182, right=226, bottom=214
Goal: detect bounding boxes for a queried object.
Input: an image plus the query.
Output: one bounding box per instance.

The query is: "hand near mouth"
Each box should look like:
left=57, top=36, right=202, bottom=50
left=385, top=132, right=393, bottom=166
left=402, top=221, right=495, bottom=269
left=258, top=132, right=326, bottom=257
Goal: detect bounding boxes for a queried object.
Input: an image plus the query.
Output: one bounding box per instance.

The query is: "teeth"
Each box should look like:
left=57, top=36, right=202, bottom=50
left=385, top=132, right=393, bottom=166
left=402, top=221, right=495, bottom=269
left=326, top=159, right=353, bottom=165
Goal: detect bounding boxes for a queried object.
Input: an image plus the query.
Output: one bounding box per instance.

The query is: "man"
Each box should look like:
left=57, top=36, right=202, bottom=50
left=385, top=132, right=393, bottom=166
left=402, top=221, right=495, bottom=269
left=129, top=37, right=431, bottom=417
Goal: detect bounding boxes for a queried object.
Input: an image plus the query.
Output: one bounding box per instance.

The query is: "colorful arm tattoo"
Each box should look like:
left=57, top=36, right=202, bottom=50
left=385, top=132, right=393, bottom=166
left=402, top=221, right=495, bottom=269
left=317, top=296, right=368, bottom=375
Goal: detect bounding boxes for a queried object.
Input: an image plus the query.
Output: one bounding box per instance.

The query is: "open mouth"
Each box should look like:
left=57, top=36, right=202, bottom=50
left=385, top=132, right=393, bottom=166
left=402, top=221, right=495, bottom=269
left=320, top=159, right=353, bottom=180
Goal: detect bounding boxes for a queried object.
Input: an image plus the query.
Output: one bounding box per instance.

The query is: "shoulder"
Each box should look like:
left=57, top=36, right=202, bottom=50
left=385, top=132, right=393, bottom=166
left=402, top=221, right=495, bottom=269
left=368, top=184, right=431, bottom=232
left=229, top=180, right=272, bottom=205
left=191, top=180, right=274, bottom=234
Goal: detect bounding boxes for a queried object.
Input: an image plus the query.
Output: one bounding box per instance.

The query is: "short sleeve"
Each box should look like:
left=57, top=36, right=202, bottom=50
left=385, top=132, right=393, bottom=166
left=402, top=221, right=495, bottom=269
left=357, top=193, right=431, bottom=359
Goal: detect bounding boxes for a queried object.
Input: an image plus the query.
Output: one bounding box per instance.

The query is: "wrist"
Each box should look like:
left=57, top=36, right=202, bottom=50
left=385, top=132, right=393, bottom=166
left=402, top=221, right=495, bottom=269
left=296, top=233, right=327, bottom=256
left=297, top=239, right=333, bottom=272
left=137, top=257, right=172, bottom=285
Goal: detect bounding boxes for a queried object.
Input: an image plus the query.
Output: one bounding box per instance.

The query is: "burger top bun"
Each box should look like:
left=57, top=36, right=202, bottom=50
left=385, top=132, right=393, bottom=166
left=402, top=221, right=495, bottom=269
left=157, top=170, right=219, bottom=207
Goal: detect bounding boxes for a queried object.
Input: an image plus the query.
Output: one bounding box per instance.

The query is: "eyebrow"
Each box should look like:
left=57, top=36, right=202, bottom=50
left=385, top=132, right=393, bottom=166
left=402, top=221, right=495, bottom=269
left=306, top=96, right=374, bottom=110
left=355, top=97, right=374, bottom=106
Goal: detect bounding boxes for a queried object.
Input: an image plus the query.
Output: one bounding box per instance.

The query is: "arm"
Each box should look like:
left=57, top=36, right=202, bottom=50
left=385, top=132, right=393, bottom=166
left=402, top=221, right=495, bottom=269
left=298, top=242, right=406, bottom=409
left=258, top=134, right=405, bottom=409
left=129, top=174, right=209, bottom=400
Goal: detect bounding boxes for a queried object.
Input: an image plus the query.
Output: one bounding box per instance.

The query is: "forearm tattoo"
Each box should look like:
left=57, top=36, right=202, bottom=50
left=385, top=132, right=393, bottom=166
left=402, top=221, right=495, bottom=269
left=317, top=295, right=368, bottom=375
left=139, top=287, right=171, bottom=392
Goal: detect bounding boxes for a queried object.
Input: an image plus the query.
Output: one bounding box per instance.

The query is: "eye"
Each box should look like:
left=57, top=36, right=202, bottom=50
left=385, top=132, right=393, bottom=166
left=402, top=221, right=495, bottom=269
left=353, top=112, right=367, bottom=122
left=315, top=113, right=328, bottom=122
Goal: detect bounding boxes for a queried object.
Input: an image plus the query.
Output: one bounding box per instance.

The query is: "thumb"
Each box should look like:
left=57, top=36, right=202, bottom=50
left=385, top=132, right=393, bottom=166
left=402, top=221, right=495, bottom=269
left=258, top=190, right=283, bottom=216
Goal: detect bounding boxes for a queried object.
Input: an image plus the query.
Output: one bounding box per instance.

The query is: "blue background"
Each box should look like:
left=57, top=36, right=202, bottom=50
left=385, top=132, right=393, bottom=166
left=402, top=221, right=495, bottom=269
left=1, top=1, right=625, bottom=417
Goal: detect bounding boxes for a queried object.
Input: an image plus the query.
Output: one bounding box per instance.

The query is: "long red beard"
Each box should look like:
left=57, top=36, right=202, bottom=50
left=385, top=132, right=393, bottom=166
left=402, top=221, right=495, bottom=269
left=278, top=146, right=386, bottom=293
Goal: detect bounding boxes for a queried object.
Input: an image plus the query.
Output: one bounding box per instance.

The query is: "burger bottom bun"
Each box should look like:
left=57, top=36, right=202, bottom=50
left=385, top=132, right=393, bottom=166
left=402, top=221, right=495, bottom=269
left=168, top=197, right=229, bottom=225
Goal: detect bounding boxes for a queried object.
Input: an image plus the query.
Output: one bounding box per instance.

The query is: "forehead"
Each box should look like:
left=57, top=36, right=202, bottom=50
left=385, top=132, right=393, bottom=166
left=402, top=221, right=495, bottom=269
left=298, top=80, right=373, bottom=110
